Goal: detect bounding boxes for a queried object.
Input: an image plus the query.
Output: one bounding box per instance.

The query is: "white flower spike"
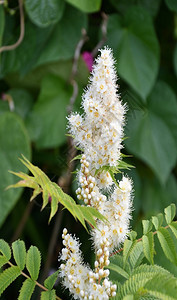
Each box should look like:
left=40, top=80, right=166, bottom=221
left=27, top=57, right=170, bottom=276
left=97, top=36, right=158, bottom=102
left=59, top=47, right=133, bottom=299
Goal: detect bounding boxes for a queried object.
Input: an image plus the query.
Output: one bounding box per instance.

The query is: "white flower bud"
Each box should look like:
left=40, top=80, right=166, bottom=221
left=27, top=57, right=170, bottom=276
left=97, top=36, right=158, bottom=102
left=63, top=228, right=67, bottom=235
left=98, top=269, right=104, bottom=277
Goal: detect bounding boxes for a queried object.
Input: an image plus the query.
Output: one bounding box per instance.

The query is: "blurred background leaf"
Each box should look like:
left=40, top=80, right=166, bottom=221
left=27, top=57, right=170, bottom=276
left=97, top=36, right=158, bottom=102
left=25, top=0, right=65, bottom=28
left=0, top=113, right=31, bottom=227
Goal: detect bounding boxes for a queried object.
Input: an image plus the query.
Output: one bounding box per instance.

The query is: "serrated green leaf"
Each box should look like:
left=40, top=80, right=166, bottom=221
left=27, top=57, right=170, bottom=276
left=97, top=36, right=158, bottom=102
left=12, top=240, right=26, bottom=270
left=107, top=263, right=129, bottom=279
left=0, top=256, right=8, bottom=268
left=25, top=0, right=65, bottom=28
left=142, top=220, right=153, bottom=235
left=142, top=232, right=154, bottom=265
left=0, top=266, right=21, bottom=296
left=26, top=246, right=41, bottom=281
left=41, top=289, right=56, bottom=300
left=66, top=0, right=101, bottom=12
left=128, top=231, right=137, bottom=241
left=44, top=270, right=59, bottom=290
left=169, top=221, right=177, bottom=239
left=157, top=227, right=177, bottom=265
left=129, top=241, right=144, bottom=269
left=144, top=272, right=177, bottom=300
left=151, top=214, right=163, bottom=230
left=18, top=278, right=35, bottom=300
left=81, top=206, right=108, bottom=225
left=10, top=156, right=106, bottom=227
left=123, top=240, right=135, bottom=267
left=164, top=204, right=176, bottom=224
left=116, top=265, right=166, bottom=300
left=0, top=240, right=11, bottom=260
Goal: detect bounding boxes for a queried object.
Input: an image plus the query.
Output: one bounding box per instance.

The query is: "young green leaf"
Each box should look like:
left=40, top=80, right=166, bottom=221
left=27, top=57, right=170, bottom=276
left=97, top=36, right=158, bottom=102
left=142, top=232, right=154, bottom=265
left=123, top=240, right=135, bottom=267
left=9, top=156, right=106, bottom=228
left=107, top=263, right=129, bottom=279
left=18, top=278, right=36, bottom=300
left=169, top=221, right=177, bottom=239
left=26, top=246, right=41, bottom=281
left=128, top=231, right=137, bottom=241
left=12, top=240, right=26, bottom=270
left=0, top=266, right=21, bottom=296
left=142, top=220, right=153, bottom=235
left=164, top=203, right=176, bottom=224
left=71, top=154, right=82, bottom=162
left=40, top=289, right=56, bottom=300
left=151, top=213, right=163, bottom=230
left=157, top=227, right=177, bottom=265
left=0, top=240, right=11, bottom=260
left=129, top=241, right=144, bottom=269
left=44, top=270, right=59, bottom=290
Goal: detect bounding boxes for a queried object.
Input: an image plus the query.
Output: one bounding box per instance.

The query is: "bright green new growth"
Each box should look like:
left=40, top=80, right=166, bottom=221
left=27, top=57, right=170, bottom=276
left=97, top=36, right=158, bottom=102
left=8, top=155, right=107, bottom=230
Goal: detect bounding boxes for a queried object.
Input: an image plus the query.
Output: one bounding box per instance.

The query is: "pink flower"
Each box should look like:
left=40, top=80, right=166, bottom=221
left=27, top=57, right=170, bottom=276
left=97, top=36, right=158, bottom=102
left=82, top=51, right=93, bottom=72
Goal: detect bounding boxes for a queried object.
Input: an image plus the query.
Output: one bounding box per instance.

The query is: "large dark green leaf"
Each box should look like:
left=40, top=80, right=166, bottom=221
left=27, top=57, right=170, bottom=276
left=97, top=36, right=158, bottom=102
left=110, top=0, right=161, bottom=17
left=107, top=6, right=159, bottom=100
left=25, top=0, right=65, bottom=28
left=165, top=0, right=177, bottom=13
left=141, top=174, right=177, bottom=215
left=26, top=74, right=71, bottom=148
left=8, top=89, right=33, bottom=119
left=66, top=0, right=101, bottom=12
left=0, top=113, right=31, bottom=227
left=0, top=21, right=54, bottom=77
left=35, top=6, right=87, bottom=66
left=125, top=81, right=177, bottom=183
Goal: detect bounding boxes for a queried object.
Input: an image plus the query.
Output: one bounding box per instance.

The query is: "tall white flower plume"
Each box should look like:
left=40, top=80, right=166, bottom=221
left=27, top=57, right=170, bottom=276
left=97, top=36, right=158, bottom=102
left=59, top=48, right=133, bottom=300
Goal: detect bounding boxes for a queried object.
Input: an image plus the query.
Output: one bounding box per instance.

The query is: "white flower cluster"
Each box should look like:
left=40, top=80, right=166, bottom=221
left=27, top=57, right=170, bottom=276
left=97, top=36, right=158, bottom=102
left=60, top=228, right=117, bottom=300
left=68, top=48, right=125, bottom=174
left=59, top=48, right=133, bottom=299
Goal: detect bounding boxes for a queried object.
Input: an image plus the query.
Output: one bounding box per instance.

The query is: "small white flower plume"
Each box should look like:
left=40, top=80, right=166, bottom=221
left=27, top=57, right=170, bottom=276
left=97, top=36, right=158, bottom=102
left=59, top=48, right=133, bottom=300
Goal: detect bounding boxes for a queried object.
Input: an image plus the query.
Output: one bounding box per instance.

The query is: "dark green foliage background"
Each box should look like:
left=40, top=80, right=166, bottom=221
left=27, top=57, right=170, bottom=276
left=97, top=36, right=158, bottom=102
left=0, top=0, right=177, bottom=298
